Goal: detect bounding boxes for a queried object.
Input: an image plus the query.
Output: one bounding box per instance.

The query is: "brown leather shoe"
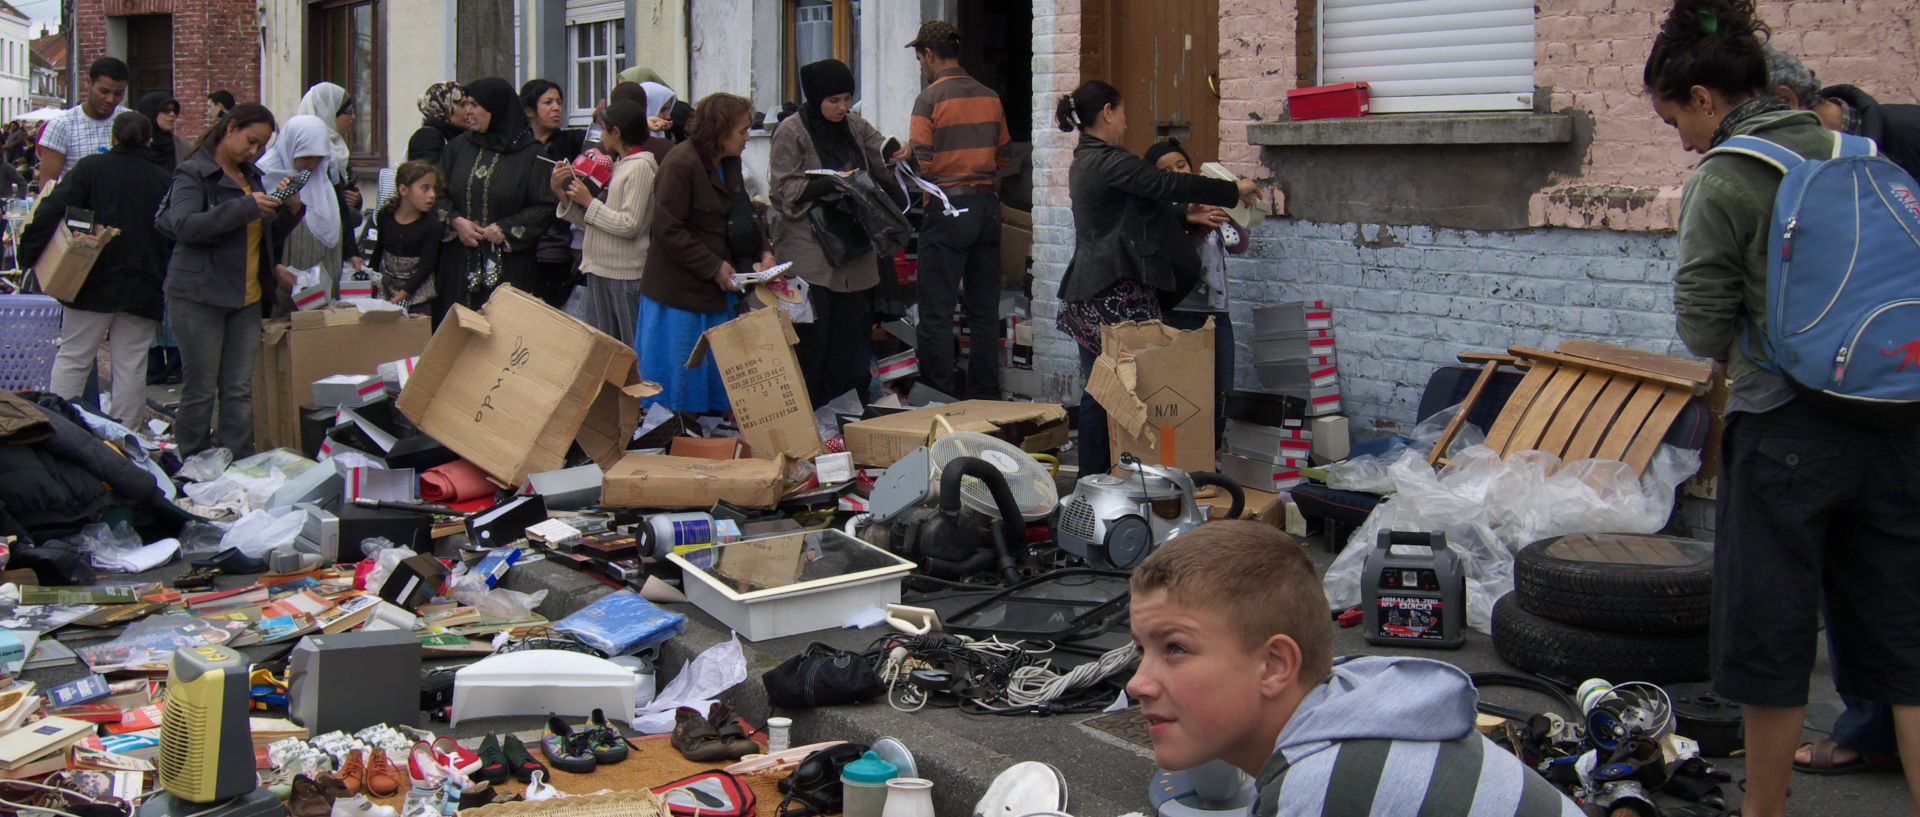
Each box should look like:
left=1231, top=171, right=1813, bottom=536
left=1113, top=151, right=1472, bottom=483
left=288, top=775, right=331, bottom=817
left=314, top=772, right=353, bottom=801
left=671, top=707, right=734, bottom=763
left=364, top=747, right=402, bottom=798
left=707, top=704, right=760, bottom=760
left=337, top=749, right=366, bottom=795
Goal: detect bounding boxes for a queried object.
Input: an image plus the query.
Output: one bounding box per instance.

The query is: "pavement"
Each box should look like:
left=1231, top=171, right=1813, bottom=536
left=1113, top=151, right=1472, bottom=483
left=105, top=380, right=1904, bottom=815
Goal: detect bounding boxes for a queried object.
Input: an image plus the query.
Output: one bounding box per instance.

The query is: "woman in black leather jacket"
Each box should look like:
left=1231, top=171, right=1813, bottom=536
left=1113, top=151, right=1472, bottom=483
left=1052, top=80, right=1257, bottom=476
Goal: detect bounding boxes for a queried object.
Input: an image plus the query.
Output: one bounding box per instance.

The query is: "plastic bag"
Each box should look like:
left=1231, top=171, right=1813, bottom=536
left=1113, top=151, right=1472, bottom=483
left=445, top=563, right=548, bottom=621
left=553, top=590, right=687, bottom=655
left=1323, top=443, right=1699, bottom=634
left=1409, top=402, right=1486, bottom=459
left=633, top=634, right=746, bottom=734
left=75, top=521, right=142, bottom=557
left=220, top=508, right=308, bottom=559
left=363, top=545, right=419, bottom=592
left=1322, top=447, right=1403, bottom=493
left=179, top=448, right=233, bottom=483
left=178, top=520, right=232, bottom=557
left=182, top=476, right=250, bottom=515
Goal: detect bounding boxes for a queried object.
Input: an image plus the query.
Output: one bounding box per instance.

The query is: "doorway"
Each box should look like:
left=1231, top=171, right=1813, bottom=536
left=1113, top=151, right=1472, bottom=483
left=954, top=0, right=1034, bottom=210
left=1081, top=0, right=1220, bottom=161
left=125, top=15, right=173, bottom=104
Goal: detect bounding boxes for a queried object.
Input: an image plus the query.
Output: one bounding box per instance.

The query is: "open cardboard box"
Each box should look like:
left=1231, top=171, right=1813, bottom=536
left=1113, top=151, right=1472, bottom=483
left=256, top=305, right=433, bottom=453
left=396, top=286, right=660, bottom=485
left=842, top=400, right=1068, bottom=467
left=1088, top=319, right=1216, bottom=473
left=684, top=307, right=824, bottom=460
left=601, top=453, right=792, bottom=509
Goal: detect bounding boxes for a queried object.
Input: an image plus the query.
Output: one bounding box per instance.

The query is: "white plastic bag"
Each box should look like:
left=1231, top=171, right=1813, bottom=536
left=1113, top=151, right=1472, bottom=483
left=1322, top=443, right=1700, bottom=634
left=445, top=563, right=548, bottom=621
left=220, top=508, right=309, bottom=559
left=179, top=448, right=233, bottom=482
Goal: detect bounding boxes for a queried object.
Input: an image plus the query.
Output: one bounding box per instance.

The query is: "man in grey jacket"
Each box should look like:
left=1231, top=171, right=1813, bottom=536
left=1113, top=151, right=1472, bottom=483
left=1127, top=522, right=1581, bottom=817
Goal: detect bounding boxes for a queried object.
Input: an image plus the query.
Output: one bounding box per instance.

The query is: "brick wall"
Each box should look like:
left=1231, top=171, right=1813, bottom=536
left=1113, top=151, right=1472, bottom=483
left=74, top=0, right=259, bottom=140
left=1028, top=0, right=1083, bottom=398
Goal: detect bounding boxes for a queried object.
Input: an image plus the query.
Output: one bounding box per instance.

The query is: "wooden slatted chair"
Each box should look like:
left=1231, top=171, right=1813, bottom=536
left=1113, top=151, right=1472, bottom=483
left=1426, top=339, right=1714, bottom=474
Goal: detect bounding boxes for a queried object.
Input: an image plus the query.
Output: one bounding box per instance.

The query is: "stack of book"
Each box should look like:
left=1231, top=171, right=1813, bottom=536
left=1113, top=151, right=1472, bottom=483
left=1251, top=301, right=1342, bottom=415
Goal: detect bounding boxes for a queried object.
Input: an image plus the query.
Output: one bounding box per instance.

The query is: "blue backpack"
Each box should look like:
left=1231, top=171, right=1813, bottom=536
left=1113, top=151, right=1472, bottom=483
left=1706, top=132, right=1920, bottom=404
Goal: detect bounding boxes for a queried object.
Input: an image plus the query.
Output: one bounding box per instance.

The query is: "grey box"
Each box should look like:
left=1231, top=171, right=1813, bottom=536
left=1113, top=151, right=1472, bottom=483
left=270, top=462, right=343, bottom=510
left=1252, top=301, right=1334, bottom=335
left=294, top=504, right=340, bottom=563
left=1252, top=333, right=1336, bottom=362
left=1225, top=420, right=1313, bottom=465
left=526, top=465, right=604, bottom=511
left=1219, top=452, right=1305, bottom=493
left=288, top=630, right=421, bottom=735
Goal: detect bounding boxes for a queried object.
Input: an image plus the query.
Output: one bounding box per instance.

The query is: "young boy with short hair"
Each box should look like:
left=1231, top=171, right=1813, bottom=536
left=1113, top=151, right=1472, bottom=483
left=1126, top=521, right=1581, bottom=816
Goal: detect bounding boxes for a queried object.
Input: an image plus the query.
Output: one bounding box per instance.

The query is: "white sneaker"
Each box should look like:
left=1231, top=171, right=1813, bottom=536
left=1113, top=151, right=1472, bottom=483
left=331, top=795, right=399, bottom=817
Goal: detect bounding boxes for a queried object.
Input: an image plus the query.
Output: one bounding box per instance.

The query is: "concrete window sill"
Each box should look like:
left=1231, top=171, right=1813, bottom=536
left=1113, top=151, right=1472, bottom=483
left=1247, top=113, right=1575, bottom=147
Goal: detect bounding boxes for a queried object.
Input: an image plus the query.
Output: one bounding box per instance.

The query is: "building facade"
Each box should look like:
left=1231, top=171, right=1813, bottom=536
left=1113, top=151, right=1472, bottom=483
left=72, top=0, right=261, bottom=139
left=0, top=3, right=29, bottom=123
left=28, top=29, right=66, bottom=111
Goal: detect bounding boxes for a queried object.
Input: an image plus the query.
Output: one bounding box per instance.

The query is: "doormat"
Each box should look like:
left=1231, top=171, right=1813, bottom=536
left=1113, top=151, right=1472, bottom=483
left=1080, top=708, right=1151, bottom=750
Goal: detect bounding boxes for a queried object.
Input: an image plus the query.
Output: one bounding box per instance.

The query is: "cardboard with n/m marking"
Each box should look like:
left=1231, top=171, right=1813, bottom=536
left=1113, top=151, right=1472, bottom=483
left=1087, top=319, right=1216, bottom=473
left=396, top=286, right=661, bottom=485
left=684, top=308, right=824, bottom=460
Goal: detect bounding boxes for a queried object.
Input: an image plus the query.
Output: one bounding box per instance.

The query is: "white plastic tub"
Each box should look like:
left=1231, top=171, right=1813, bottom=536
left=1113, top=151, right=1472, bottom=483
left=667, top=530, right=915, bottom=641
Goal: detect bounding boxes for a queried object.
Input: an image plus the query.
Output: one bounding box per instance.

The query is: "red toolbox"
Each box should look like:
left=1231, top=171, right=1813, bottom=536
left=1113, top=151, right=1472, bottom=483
left=1286, top=82, right=1370, bottom=120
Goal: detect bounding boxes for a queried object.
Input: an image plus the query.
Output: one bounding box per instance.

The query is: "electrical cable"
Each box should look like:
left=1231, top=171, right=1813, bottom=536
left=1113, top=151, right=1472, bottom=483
left=868, top=632, right=1138, bottom=716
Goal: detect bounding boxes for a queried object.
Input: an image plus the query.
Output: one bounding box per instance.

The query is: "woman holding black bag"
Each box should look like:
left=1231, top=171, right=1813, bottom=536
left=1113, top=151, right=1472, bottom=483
left=769, top=59, right=905, bottom=406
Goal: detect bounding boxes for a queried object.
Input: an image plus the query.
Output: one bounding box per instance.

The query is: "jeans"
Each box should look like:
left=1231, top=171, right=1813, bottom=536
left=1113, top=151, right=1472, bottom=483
left=51, top=308, right=157, bottom=430
left=1078, top=345, right=1107, bottom=478
left=795, top=285, right=873, bottom=408
left=171, top=297, right=261, bottom=457
left=1163, top=310, right=1234, bottom=442
left=914, top=193, right=1002, bottom=399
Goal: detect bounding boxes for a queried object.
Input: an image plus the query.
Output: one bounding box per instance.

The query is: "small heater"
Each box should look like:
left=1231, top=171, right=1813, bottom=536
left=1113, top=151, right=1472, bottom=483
left=137, top=646, right=282, bottom=817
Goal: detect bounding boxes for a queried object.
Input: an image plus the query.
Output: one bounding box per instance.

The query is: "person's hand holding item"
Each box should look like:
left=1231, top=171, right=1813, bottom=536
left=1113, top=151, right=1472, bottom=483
left=549, top=163, right=575, bottom=200
left=753, top=251, right=776, bottom=273
left=593, top=99, right=609, bottom=128
left=284, top=190, right=304, bottom=215
left=566, top=179, right=594, bottom=208
left=342, top=185, right=362, bottom=209
left=892, top=142, right=912, bottom=163
left=1236, top=178, right=1260, bottom=205
left=249, top=192, right=281, bottom=218
left=349, top=256, right=365, bottom=271
left=452, top=216, right=483, bottom=247
left=389, top=290, right=410, bottom=304
left=715, top=262, right=737, bottom=292
left=273, top=264, right=296, bottom=290
left=648, top=116, right=670, bottom=134
left=482, top=224, right=506, bottom=245
left=1187, top=204, right=1228, bottom=228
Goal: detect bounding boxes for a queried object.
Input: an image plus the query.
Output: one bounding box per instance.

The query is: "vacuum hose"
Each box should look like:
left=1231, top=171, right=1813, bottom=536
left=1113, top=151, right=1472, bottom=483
left=1189, top=471, right=1246, bottom=520
left=938, top=456, right=1026, bottom=583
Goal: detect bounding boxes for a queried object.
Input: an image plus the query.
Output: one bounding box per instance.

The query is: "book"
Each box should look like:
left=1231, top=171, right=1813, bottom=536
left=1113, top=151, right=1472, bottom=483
left=261, top=590, right=333, bottom=620
left=24, top=639, right=77, bottom=670
left=46, top=675, right=109, bottom=708
left=315, top=595, right=382, bottom=634
left=19, top=586, right=146, bottom=605
left=47, top=704, right=122, bottom=724
left=418, top=634, right=495, bottom=657
left=186, top=586, right=270, bottom=612
left=0, top=716, right=93, bottom=768
left=109, top=704, right=163, bottom=734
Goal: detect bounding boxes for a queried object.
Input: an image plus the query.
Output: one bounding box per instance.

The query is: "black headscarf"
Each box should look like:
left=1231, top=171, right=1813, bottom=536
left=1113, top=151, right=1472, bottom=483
left=799, top=59, right=861, bottom=171
left=464, top=77, right=533, bottom=153
left=133, top=91, right=180, bottom=170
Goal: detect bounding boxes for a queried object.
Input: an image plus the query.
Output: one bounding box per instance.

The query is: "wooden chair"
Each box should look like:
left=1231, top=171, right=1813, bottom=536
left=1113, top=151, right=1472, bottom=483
left=1426, top=339, right=1714, bottom=474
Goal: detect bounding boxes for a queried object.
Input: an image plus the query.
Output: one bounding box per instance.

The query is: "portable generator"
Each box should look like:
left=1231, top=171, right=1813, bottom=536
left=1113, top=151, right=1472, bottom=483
left=1361, top=530, right=1465, bottom=649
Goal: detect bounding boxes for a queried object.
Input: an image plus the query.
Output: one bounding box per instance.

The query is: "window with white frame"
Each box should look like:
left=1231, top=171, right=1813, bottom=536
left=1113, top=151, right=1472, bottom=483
left=566, top=2, right=627, bottom=127
left=1317, top=0, right=1535, bottom=114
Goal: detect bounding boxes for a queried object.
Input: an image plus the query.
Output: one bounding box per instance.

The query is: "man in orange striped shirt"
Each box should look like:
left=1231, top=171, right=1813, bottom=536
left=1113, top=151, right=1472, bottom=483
left=903, top=20, right=1011, bottom=399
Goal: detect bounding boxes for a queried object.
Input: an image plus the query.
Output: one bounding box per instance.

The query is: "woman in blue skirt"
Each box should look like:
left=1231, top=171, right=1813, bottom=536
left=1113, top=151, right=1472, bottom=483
left=638, top=92, right=774, bottom=414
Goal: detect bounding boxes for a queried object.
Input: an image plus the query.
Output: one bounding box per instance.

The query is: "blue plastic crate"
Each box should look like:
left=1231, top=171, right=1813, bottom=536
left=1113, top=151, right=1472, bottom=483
left=0, top=294, right=60, bottom=391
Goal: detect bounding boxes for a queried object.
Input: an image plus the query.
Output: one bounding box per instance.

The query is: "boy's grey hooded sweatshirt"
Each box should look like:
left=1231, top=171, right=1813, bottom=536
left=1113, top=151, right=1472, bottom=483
left=1252, top=656, right=1582, bottom=817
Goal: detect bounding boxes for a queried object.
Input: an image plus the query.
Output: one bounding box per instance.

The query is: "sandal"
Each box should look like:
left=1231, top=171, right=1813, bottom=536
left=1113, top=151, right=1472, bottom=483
left=1793, top=737, right=1902, bottom=776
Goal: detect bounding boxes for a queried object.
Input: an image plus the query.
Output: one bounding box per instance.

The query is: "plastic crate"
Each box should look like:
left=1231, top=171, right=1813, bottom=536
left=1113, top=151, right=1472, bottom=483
left=0, top=294, right=60, bottom=391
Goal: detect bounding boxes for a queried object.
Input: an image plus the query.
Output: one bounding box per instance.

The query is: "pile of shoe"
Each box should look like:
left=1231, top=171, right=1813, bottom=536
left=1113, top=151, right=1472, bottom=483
left=540, top=709, right=634, bottom=775
left=671, top=703, right=760, bottom=762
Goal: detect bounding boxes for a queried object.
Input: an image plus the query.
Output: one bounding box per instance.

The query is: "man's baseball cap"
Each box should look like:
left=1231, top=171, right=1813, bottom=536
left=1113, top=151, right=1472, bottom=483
left=905, top=20, right=960, bottom=49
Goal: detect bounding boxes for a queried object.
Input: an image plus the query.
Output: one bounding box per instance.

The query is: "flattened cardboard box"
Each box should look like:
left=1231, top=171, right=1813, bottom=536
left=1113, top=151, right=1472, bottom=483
left=601, top=453, right=791, bottom=509
left=255, top=305, right=432, bottom=453
left=1088, top=320, right=1216, bottom=473
left=397, top=286, right=661, bottom=485
left=843, top=400, right=1069, bottom=468
left=685, top=307, right=824, bottom=460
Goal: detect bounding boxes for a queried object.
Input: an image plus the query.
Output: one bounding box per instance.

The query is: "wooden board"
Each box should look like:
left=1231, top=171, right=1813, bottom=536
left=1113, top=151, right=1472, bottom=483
left=1510, top=346, right=1705, bottom=392
left=1622, top=388, right=1693, bottom=473
left=1483, top=364, right=1557, bottom=454
left=1594, top=383, right=1665, bottom=462
left=1428, top=360, right=1503, bottom=466
left=1557, top=339, right=1713, bottom=386
left=1502, top=365, right=1588, bottom=457
left=1564, top=377, right=1640, bottom=462
left=1540, top=370, right=1613, bottom=456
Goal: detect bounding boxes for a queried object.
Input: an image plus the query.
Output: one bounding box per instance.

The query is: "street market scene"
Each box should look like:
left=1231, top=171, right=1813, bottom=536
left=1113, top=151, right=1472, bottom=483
left=0, top=0, right=1913, bottom=815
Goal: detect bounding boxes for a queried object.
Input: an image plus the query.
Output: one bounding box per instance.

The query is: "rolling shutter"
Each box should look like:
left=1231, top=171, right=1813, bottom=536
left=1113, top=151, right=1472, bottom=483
left=1319, top=0, right=1535, bottom=113
left=566, top=0, right=625, bottom=25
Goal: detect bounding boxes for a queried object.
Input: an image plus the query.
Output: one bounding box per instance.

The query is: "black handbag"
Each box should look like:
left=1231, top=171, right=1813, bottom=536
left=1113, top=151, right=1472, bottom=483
left=808, top=194, right=872, bottom=268
left=775, top=743, right=870, bottom=817
left=762, top=642, right=885, bottom=708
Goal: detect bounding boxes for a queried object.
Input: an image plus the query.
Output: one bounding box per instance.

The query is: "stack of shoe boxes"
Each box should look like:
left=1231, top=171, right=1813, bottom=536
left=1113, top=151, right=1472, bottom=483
left=1219, top=301, right=1352, bottom=490
left=1251, top=301, right=1342, bottom=414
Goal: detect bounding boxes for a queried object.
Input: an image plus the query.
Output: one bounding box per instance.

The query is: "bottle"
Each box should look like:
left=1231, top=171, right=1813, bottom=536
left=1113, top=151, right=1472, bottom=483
left=766, top=716, right=792, bottom=753
left=880, top=778, right=934, bottom=817
left=839, top=750, right=898, bottom=817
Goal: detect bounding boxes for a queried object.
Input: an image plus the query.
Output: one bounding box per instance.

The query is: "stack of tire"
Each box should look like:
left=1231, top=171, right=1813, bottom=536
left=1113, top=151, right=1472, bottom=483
left=1492, top=532, right=1713, bottom=683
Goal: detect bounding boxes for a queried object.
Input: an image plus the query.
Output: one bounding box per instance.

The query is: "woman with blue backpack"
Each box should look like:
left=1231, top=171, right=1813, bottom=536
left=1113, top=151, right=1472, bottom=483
left=1647, top=1, right=1920, bottom=815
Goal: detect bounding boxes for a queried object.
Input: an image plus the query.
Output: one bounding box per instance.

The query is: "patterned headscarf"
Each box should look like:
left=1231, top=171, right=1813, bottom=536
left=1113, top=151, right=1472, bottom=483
left=418, top=81, right=466, bottom=124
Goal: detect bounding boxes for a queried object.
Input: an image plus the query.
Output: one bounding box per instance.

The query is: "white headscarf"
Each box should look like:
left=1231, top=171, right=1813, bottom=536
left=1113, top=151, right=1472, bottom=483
left=258, top=115, right=342, bottom=248
left=295, top=82, right=352, bottom=183
left=639, top=81, right=677, bottom=137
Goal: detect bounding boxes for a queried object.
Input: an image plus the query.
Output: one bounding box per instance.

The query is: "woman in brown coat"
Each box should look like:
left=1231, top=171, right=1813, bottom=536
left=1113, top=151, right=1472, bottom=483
left=639, top=92, right=774, bottom=413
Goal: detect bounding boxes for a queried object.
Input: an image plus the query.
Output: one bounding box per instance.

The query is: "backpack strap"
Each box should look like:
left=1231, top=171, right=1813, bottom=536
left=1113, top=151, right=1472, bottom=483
left=1706, top=134, right=1806, bottom=174
left=1833, top=131, right=1880, bottom=159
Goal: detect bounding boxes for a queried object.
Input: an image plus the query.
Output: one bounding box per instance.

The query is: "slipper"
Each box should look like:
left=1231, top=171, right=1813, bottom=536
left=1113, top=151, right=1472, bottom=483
left=1793, top=738, right=1902, bottom=775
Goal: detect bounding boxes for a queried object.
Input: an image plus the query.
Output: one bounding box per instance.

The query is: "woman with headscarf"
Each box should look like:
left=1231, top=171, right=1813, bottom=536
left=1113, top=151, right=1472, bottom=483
left=294, top=82, right=365, bottom=223
left=432, top=76, right=556, bottom=322
left=259, top=115, right=356, bottom=313
left=408, top=81, right=471, bottom=164
left=520, top=78, right=588, bottom=307
left=638, top=81, right=681, bottom=140
left=133, top=92, right=192, bottom=172
left=769, top=59, right=903, bottom=406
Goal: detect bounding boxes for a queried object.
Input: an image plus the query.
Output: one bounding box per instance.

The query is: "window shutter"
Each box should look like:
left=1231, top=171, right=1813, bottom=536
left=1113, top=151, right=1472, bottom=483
left=566, top=0, right=626, bottom=25
left=1318, top=0, right=1535, bottom=114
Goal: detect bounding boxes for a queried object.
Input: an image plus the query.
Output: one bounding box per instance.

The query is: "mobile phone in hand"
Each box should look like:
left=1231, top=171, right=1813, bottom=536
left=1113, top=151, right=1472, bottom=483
left=271, top=169, right=312, bottom=202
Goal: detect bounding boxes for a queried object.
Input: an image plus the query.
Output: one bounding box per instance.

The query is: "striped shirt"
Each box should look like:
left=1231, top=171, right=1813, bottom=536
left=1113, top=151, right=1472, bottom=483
left=40, top=104, right=130, bottom=180
left=908, top=67, right=1010, bottom=190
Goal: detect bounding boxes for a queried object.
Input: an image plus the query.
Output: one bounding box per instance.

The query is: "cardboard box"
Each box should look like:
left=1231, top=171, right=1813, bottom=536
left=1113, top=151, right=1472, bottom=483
left=1201, top=485, right=1288, bottom=528
left=601, top=453, right=791, bottom=509
left=842, top=400, right=1070, bottom=468
left=378, top=555, right=450, bottom=610
left=1312, top=415, right=1351, bottom=463
left=31, top=225, right=114, bottom=302
left=684, top=308, right=824, bottom=460
left=1219, top=452, right=1304, bottom=492
left=397, top=286, right=661, bottom=485
left=255, top=306, right=433, bottom=454
left=670, top=437, right=749, bottom=460
left=1088, top=320, right=1216, bottom=473
left=1001, top=205, right=1032, bottom=287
